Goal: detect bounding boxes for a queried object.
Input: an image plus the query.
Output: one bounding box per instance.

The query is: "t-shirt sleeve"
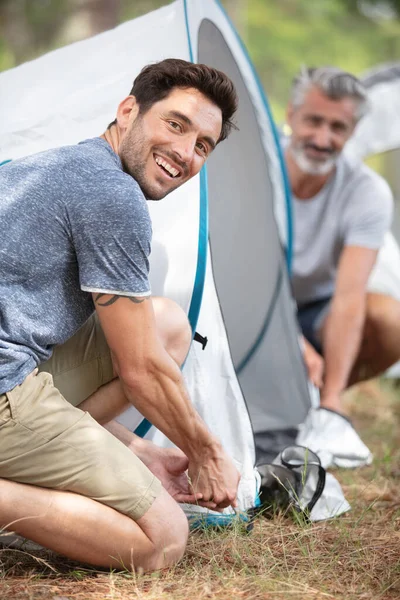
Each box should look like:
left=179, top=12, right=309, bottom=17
left=67, top=171, right=152, bottom=297
left=342, top=174, right=393, bottom=250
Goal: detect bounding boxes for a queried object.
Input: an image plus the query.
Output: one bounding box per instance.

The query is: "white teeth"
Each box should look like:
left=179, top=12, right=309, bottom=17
left=155, top=156, right=179, bottom=177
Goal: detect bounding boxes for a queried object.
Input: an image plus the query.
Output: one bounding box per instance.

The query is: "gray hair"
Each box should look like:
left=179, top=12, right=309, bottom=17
left=291, top=66, right=369, bottom=121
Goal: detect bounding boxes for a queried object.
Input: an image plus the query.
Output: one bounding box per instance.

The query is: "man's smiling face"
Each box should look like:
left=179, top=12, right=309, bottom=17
left=287, top=86, right=357, bottom=176
left=118, top=87, right=222, bottom=200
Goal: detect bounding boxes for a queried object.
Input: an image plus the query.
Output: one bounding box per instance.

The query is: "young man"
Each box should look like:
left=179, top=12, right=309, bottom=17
left=284, top=66, right=400, bottom=415
left=0, top=59, right=240, bottom=571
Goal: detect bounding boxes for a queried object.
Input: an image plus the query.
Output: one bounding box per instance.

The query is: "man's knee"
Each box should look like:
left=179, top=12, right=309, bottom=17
left=137, top=488, right=189, bottom=570
left=152, top=297, right=192, bottom=365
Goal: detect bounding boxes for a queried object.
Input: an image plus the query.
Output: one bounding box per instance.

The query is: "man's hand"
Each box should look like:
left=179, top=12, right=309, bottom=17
left=187, top=445, right=240, bottom=511
left=140, top=444, right=203, bottom=505
left=302, top=336, right=324, bottom=388
left=104, top=421, right=203, bottom=505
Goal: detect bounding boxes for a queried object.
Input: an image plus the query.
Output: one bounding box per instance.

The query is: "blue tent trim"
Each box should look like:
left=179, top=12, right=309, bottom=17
left=188, top=166, right=209, bottom=333
left=183, top=0, right=194, bottom=62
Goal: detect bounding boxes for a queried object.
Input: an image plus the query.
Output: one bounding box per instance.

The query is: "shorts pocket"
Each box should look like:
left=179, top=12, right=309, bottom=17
left=0, top=393, right=12, bottom=428
left=6, top=371, right=53, bottom=423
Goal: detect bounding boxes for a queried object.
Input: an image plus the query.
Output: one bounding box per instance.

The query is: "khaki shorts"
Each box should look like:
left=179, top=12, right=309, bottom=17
left=0, top=314, right=162, bottom=520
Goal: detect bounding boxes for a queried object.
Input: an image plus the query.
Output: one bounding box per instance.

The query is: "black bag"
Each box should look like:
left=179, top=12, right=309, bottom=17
left=256, top=445, right=326, bottom=518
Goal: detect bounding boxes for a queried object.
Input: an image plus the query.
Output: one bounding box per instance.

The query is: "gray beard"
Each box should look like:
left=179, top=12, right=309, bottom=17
left=290, top=145, right=338, bottom=176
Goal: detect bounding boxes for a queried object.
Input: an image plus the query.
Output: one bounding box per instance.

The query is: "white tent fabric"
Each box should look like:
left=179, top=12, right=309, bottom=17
left=346, top=64, right=400, bottom=161
left=1, top=0, right=350, bottom=520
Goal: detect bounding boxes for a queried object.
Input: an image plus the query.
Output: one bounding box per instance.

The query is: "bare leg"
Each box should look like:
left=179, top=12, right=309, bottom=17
left=0, top=299, right=192, bottom=570
left=348, top=293, right=400, bottom=386
left=78, top=296, right=192, bottom=423
left=0, top=479, right=188, bottom=571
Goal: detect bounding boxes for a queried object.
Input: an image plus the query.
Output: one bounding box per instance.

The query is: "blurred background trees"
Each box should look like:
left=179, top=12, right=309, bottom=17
left=1, top=0, right=399, bottom=118
left=1, top=0, right=399, bottom=181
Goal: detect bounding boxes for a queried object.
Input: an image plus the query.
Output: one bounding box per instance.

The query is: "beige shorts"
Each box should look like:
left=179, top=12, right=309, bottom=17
left=0, top=314, right=162, bottom=520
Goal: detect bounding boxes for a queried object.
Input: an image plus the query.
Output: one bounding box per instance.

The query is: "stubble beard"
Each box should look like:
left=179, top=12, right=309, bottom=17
left=119, top=118, right=166, bottom=201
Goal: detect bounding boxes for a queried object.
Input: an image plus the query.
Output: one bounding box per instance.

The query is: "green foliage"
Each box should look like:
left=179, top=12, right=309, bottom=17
left=219, top=0, right=400, bottom=122
left=121, top=0, right=168, bottom=22
left=0, top=0, right=167, bottom=71
left=1, top=0, right=400, bottom=126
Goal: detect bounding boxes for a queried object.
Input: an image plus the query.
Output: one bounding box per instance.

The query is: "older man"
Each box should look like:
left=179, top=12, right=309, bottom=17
left=0, top=59, right=240, bottom=571
left=284, top=66, right=400, bottom=417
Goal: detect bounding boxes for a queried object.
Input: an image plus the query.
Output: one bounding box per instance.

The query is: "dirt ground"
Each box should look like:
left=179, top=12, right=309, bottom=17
left=0, top=379, right=399, bottom=600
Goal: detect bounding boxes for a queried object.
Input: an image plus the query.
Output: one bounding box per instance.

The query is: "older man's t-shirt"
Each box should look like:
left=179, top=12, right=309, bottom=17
left=0, top=138, right=152, bottom=395
left=291, top=151, right=393, bottom=306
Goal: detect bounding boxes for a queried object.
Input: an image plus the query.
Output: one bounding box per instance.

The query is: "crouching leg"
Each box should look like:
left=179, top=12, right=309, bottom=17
left=0, top=372, right=189, bottom=571
left=349, top=292, right=400, bottom=385
left=0, top=479, right=188, bottom=571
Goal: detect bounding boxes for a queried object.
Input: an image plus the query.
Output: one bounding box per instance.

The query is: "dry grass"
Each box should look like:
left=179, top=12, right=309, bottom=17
left=0, top=380, right=399, bottom=600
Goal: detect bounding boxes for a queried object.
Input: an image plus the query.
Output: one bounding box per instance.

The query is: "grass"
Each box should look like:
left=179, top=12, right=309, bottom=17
left=0, top=379, right=399, bottom=600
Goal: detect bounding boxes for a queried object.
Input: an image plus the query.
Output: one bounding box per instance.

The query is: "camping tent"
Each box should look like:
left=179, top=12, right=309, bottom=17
left=0, top=0, right=313, bottom=516
left=346, top=62, right=400, bottom=235
left=346, top=63, right=400, bottom=162
left=346, top=62, right=400, bottom=231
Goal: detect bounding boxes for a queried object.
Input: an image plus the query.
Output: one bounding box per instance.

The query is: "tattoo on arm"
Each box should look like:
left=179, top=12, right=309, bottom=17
left=95, top=293, right=151, bottom=307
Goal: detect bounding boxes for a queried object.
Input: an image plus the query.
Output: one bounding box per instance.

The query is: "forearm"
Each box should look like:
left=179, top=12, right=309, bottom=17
left=117, top=352, right=222, bottom=461
left=92, top=294, right=239, bottom=508
left=321, top=295, right=366, bottom=399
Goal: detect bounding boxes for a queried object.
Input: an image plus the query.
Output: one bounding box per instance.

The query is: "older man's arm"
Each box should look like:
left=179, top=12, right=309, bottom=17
left=320, top=245, right=378, bottom=413
left=302, top=335, right=324, bottom=388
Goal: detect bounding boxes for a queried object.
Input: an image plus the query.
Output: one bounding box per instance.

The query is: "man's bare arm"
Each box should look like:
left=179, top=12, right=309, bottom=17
left=93, top=292, right=240, bottom=509
left=321, top=245, right=378, bottom=410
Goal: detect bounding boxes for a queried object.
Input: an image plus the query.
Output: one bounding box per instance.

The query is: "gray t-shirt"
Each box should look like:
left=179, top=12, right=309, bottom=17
left=291, top=151, right=393, bottom=305
left=0, top=138, right=152, bottom=394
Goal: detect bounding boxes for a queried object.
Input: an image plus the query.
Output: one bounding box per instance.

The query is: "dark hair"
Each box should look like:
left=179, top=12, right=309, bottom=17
left=109, top=58, right=238, bottom=142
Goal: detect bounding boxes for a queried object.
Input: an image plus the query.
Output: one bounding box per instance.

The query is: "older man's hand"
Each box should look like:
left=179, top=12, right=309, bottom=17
left=302, top=336, right=324, bottom=388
